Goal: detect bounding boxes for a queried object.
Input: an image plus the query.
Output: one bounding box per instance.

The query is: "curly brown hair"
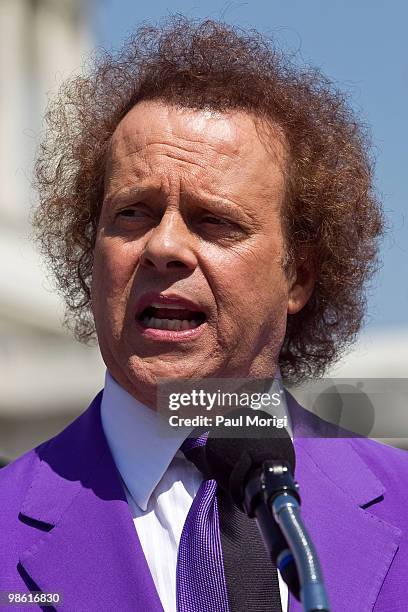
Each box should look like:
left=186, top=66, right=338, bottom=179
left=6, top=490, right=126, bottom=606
left=33, top=16, right=384, bottom=383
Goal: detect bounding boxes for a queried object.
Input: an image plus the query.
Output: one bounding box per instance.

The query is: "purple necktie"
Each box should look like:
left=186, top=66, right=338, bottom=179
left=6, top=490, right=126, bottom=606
left=176, top=434, right=230, bottom=612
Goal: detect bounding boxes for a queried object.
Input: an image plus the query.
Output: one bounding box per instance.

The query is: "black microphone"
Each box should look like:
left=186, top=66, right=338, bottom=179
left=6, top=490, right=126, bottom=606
left=205, top=408, right=330, bottom=612
left=205, top=409, right=295, bottom=508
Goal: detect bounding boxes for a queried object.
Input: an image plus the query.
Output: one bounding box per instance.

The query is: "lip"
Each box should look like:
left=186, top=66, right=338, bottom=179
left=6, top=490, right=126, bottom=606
left=135, top=291, right=207, bottom=318
left=135, top=291, right=208, bottom=342
left=135, top=318, right=207, bottom=341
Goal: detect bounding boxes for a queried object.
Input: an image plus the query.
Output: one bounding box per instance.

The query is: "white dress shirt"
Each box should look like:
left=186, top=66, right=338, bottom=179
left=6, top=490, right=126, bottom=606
left=100, top=370, right=289, bottom=611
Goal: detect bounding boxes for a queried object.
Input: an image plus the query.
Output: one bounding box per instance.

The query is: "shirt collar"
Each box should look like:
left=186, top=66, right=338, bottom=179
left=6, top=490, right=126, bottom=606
left=100, top=371, right=193, bottom=511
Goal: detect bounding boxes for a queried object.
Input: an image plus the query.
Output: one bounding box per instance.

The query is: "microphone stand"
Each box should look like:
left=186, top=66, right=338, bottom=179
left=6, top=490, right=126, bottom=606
left=243, top=460, right=330, bottom=612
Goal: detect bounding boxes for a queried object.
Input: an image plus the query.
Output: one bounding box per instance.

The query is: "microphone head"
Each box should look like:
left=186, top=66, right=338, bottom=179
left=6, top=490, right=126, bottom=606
left=205, top=408, right=295, bottom=509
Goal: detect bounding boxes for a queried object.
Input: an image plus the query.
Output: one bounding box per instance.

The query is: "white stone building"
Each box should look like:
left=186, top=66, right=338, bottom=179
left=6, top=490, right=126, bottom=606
left=0, top=0, right=104, bottom=462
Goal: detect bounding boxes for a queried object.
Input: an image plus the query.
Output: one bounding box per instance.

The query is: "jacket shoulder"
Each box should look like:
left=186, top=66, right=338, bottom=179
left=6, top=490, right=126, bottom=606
left=0, top=392, right=102, bottom=515
left=0, top=443, right=46, bottom=517
left=350, top=436, right=408, bottom=478
left=349, top=437, right=408, bottom=519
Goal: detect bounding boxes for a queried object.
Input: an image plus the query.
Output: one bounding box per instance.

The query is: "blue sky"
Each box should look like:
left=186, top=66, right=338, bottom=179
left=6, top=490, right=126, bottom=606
left=94, top=0, right=407, bottom=330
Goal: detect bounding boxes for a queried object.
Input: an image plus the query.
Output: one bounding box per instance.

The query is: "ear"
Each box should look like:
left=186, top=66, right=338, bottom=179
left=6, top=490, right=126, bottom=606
left=287, top=249, right=316, bottom=315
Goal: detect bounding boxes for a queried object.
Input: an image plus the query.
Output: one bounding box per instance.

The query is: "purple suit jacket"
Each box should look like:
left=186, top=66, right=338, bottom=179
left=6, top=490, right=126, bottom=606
left=1, top=391, right=408, bottom=611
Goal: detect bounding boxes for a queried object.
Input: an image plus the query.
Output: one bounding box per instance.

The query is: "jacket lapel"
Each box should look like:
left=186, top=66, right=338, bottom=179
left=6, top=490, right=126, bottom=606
left=287, top=394, right=402, bottom=612
left=18, top=393, right=163, bottom=612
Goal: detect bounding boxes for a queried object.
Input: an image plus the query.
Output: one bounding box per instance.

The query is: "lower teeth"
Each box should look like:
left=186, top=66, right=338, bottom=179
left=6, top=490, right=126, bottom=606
left=142, top=317, right=200, bottom=331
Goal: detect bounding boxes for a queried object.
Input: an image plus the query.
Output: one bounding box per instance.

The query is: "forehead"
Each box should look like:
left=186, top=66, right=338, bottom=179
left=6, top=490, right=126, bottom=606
left=106, top=100, right=287, bottom=196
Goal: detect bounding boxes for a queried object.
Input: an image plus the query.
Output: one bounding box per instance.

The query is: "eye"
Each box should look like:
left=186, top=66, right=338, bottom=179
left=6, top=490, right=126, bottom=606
left=118, top=209, right=137, bottom=217
left=198, top=214, right=246, bottom=242
left=202, top=215, right=229, bottom=226
left=117, top=206, right=150, bottom=218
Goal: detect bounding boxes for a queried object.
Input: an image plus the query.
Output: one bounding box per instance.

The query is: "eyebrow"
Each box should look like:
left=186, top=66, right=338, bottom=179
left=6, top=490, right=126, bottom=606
left=186, top=189, right=257, bottom=220
left=103, top=186, right=151, bottom=207
left=103, top=184, right=252, bottom=222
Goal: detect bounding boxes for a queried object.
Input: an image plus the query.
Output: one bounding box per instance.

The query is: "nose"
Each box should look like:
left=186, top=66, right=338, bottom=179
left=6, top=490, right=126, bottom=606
left=139, top=211, right=198, bottom=274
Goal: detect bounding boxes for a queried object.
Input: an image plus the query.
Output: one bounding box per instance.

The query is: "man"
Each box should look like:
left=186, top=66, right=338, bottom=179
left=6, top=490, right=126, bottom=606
left=1, top=17, right=407, bottom=612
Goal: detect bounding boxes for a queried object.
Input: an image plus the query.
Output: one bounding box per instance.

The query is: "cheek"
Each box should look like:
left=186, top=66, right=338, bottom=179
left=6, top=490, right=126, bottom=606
left=207, top=239, right=289, bottom=312
left=93, top=237, right=138, bottom=295
left=92, top=238, right=139, bottom=333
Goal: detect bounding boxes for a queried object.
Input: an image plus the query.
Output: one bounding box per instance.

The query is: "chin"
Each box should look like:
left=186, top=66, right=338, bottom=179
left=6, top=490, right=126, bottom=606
left=133, top=355, right=214, bottom=383
left=128, top=357, right=179, bottom=381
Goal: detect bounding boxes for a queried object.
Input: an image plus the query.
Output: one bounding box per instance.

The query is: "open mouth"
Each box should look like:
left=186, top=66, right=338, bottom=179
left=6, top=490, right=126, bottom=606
left=138, top=304, right=207, bottom=331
